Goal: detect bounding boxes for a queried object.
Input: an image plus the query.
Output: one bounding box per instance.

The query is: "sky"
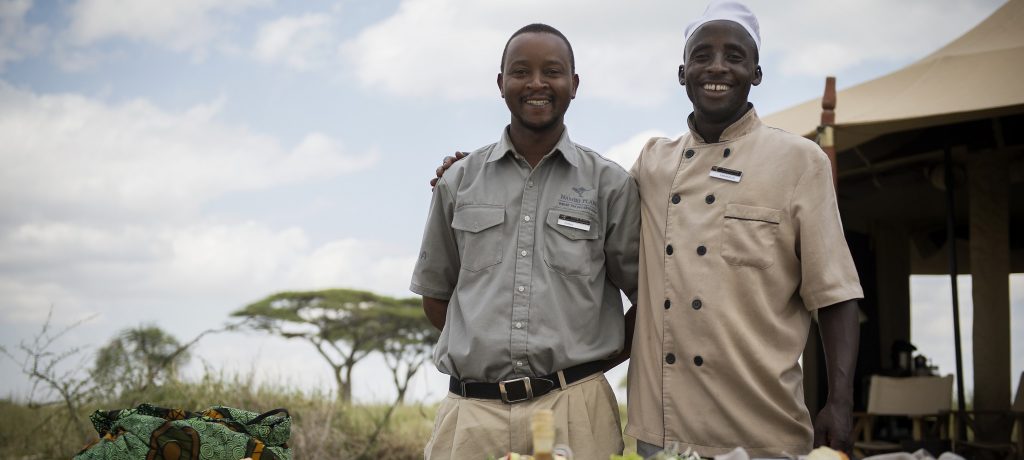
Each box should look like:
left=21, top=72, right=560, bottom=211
left=0, top=0, right=1019, bottom=405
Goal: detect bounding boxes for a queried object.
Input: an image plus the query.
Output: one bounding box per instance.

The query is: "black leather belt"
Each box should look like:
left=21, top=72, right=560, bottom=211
left=449, top=360, right=607, bottom=404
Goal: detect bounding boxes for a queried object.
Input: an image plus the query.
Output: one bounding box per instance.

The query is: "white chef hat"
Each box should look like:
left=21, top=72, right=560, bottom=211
left=683, top=1, right=761, bottom=62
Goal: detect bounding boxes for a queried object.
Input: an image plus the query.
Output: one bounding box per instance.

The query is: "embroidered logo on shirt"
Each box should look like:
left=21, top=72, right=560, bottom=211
left=559, top=186, right=598, bottom=214
left=571, top=186, right=593, bottom=198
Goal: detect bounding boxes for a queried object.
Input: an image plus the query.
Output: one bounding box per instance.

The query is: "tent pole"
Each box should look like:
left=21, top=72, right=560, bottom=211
left=943, top=145, right=968, bottom=440
left=818, top=76, right=838, bottom=188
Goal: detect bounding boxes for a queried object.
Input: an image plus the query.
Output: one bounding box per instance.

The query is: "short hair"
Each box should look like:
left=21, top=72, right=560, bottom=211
left=499, top=23, right=575, bottom=73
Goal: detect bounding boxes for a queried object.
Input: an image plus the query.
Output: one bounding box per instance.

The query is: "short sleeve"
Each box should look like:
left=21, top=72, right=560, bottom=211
left=793, top=152, right=864, bottom=310
left=603, top=173, right=641, bottom=304
left=409, top=177, right=460, bottom=300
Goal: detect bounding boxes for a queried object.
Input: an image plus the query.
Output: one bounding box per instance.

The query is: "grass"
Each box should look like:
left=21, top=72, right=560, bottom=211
left=0, top=372, right=437, bottom=460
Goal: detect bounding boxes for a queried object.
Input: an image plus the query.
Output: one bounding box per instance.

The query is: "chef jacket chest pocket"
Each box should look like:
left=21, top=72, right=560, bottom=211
left=451, top=205, right=505, bottom=272
left=543, top=209, right=602, bottom=277
left=721, top=203, right=782, bottom=269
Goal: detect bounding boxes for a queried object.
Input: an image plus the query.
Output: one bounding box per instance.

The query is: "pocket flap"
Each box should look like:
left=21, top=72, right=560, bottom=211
left=724, top=203, right=781, bottom=224
left=545, top=209, right=599, bottom=240
left=452, top=205, right=505, bottom=233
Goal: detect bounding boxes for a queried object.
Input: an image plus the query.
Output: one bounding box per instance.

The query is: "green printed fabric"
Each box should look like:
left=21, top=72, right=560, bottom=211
left=75, top=404, right=291, bottom=460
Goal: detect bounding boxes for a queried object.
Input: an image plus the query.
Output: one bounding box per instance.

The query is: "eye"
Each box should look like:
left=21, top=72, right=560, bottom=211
left=509, top=68, right=528, bottom=77
left=544, top=68, right=563, bottom=76
left=690, top=52, right=710, bottom=63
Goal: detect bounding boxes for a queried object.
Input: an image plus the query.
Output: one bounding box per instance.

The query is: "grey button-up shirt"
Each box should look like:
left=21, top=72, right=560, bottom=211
left=410, top=127, right=640, bottom=383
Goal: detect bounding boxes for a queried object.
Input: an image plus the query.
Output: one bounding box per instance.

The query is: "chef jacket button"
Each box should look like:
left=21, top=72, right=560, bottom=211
left=666, top=353, right=676, bottom=364
left=671, top=194, right=681, bottom=204
left=664, top=299, right=671, bottom=309
left=684, top=149, right=695, bottom=159
left=723, top=148, right=731, bottom=158
left=696, top=245, right=707, bottom=256
left=666, top=245, right=674, bottom=255
left=692, top=299, right=702, bottom=310
left=694, top=356, right=704, bottom=366
left=705, top=194, right=715, bottom=204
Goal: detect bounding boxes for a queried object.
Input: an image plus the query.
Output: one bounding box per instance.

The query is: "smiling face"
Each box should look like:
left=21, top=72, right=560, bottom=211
left=680, top=20, right=762, bottom=126
left=498, top=31, right=579, bottom=134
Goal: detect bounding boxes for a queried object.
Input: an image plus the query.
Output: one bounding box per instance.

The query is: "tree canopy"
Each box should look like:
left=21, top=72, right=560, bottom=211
left=232, top=288, right=437, bottom=402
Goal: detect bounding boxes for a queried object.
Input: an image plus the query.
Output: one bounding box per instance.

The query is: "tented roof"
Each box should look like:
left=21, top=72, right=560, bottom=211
left=763, top=0, right=1024, bottom=152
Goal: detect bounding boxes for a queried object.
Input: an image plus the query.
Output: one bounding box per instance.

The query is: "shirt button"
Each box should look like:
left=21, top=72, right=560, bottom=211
left=520, top=250, right=528, bottom=257
left=515, top=321, right=523, bottom=329
left=694, top=356, right=704, bottom=366
left=665, top=353, right=676, bottom=364
left=697, top=245, right=707, bottom=256
left=516, top=361, right=524, bottom=367
left=705, top=194, right=715, bottom=204
left=666, top=245, right=674, bottom=255
left=527, top=180, right=534, bottom=188
left=692, top=299, right=702, bottom=310
left=517, top=286, right=525, bottom=292
left=671, top=194, right=681, bottom=204
left=664, top=299, right=671, bottom=310
left=523, top=215, right=531, bottom=222
left=684, top=149, right=695, bottom=159
left=723, top=148, right=731, bottom=158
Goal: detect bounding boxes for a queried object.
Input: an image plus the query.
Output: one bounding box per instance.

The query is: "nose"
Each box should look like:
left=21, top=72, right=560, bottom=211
left=525, top=70, right=547, bottom=89
left=707, top=52, right=728, bottom=74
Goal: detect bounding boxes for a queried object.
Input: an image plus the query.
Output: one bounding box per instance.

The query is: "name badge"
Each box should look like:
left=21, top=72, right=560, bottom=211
left=709, top=165, right=742, bottom=183
left=557, top=214, right=591, bottom=231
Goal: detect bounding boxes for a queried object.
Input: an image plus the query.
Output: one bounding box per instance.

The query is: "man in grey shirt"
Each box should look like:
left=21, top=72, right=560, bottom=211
left=410, top=23, right=640, bottom=459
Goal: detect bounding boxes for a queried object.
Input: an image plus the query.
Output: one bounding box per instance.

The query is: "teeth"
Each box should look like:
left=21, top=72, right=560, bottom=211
left=526, top=100, right=550, bottom=106
left=703, top=83, right=730, bottom=91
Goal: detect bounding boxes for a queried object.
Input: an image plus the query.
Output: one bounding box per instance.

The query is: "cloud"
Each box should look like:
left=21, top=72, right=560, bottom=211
left=340, top=0, right=692, bottom=106
left=602, top=129, right=668, bottom=170
left=0, top=81, right=376, bottom=223
left=0, top=0, right=48, bottom=71
left=287, top=239, right=418, bottom=298
left=342, top=0, right=1003, bottom=103
left=762, top=0, right=1003, bottom=77
left=62, top=0, right=267, bottom=58
left=253, top=13, right=336, bottom=71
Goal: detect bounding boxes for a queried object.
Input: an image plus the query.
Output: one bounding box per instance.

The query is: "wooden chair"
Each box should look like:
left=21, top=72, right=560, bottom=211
left=852, top=374, right=954, bottom=457
left=949, top=371, right=1024, bottom=459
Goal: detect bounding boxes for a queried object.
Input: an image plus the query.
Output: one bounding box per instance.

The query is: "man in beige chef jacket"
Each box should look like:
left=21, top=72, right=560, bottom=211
left=412, top=23, right=641, bottom=460
left=626, top=1, right=862, bottom=458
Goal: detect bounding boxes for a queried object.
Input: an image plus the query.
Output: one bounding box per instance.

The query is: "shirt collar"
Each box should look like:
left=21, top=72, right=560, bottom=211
left=488, top=125, right=580, bottom=168
left=686, top=104, right=762, bottom=144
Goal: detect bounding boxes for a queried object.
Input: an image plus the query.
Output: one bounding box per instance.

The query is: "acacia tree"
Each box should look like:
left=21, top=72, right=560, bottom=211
left=92, top=325, right=191, bottom=396
left=378, top=298, right=439, bottom=404
left=358, top=297, right=439, bottom=459
left=233, top=288, right=422, bottom=402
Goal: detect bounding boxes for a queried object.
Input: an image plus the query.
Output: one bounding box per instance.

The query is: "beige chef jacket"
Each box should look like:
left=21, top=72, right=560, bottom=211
left=624, top=108, right=863, bottom=457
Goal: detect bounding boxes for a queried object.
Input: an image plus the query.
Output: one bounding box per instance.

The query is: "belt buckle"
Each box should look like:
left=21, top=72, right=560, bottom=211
left=498, top=377, right=533, bottom=403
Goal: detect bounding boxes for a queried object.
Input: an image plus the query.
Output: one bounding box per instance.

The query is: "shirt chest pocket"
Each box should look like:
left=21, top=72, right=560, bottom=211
left=543, top=209, right=602, bottom=277
left=452, top=205, right=505, bottom=272
left=721, top=203, right=782, bottom=269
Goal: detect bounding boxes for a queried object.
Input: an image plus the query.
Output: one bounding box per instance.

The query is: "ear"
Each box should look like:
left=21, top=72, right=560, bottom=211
left=678, top=64, right=686, bottom=86
left=752, top=65, right=763, bottom=86
left=497, top=72, right=505, bottom=98
left=570, top=73, right=579, bottom=99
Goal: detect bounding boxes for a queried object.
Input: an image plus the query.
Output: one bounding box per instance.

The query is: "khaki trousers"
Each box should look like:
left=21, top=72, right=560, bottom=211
left=424, top=373, right=624, bottom=460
